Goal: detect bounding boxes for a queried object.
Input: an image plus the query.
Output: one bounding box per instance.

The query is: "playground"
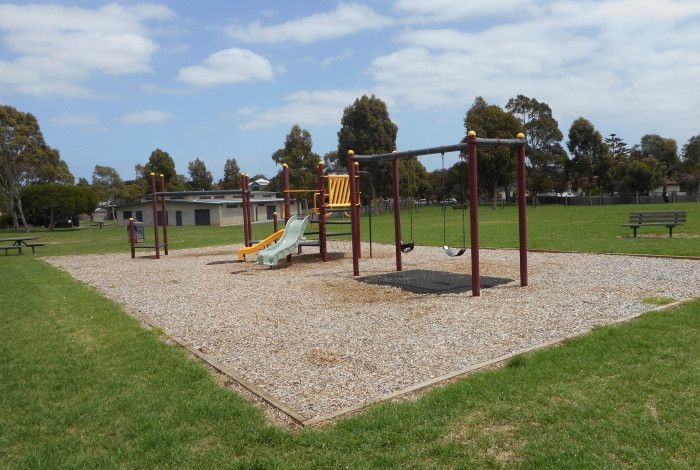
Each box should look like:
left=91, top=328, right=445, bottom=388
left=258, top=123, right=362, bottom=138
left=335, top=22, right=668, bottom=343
left=41, top=138, right=700, bottom=426
left=45, top=240, right=700, bottom=425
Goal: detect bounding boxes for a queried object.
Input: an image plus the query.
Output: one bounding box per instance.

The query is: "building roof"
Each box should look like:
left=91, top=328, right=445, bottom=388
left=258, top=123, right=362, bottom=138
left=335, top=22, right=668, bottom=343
left=116, top=197, right=283, bottom=208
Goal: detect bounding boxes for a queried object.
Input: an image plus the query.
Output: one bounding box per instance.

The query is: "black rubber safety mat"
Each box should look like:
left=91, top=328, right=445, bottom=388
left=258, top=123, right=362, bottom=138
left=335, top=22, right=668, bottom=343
left=358, top=269, right=513, bottom=294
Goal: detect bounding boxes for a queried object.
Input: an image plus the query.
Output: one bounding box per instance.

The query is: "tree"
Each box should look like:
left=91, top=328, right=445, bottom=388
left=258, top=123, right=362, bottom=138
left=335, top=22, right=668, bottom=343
left=22, top=183, right=96, bottom=230
left=271, top=125, right=319, bottom=191
left=398, top=158, right=430, bottom=201
left=187, top=158, right=213, bottom=190
left=123, top=183, right=145, bottom=204
left=624, top=157, right=660, bottom=195
left=604, top=133, right=630, bottom=162
left=464, top=97, right=523, bottom=209
left=0, top=105, right=74, bottom=231
left=637, top=134, right=679, bottom=202
left=91, top=164, right=126, bottom=210
left=567, top=117, right=612, bottom=204
left=136, top=148, right=184, bottom=191
left=323, top=151, right=340, bottom=174
left=92, top=165, right=127, bottom=219
left=337, top=95, right=397, bottom=197
left=680, top=135, right=700, bottom=196
left=506, top=95, right=567, bottom=201
left=219, top=158, right=241, bottom=190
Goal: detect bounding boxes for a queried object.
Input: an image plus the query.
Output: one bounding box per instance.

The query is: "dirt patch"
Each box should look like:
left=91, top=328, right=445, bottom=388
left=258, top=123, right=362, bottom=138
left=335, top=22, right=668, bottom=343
left=617, top=233, right=698, bottom=239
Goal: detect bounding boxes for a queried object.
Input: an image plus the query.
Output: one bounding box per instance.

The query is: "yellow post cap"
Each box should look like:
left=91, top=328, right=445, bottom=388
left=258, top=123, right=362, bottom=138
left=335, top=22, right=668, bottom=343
left=347, top=150, right=354, bottom=156
left=150, top=172, right=155, bottom=176
left=354, top=161, right=359, bottom=167
left=282, top=163, right=288, bottom=168
left=517, top=132, right=525, bottom=139
left=159, top=173, right=164, bottom=177
left=468, top=131, right=476, bottom=137
left=318, top=160, right=324, bottom=166
left=129, top=217, right=134, bottom=221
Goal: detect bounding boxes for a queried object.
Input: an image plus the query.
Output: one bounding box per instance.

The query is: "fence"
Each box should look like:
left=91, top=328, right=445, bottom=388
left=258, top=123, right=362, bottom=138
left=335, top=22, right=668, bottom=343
left=535, top=192, right=698, bottom=206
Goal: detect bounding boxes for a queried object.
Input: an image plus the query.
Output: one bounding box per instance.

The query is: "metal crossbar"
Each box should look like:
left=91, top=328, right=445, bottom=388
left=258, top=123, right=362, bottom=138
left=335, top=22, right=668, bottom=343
left=353, top=138, right=525, bottom=161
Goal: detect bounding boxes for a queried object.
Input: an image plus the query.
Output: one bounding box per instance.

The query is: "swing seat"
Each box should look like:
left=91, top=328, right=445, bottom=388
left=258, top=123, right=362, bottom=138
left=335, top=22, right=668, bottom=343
left=443, top=246, right=467, bottom=257
left=400, top=241, right=415, bottom=253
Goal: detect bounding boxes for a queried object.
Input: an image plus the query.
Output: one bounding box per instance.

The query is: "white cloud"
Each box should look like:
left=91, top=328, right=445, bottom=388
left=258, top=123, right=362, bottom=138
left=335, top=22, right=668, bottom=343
left=394, top=0, right=534, bottom=23
left=0, top=3, right=174, bottom=97
left=119, top=110, right=173, bottom=124
left=177, top=48, right=274, bottom=87
left=320, top=49, right=355, bottom=68
left=228, top=3, right=392, bottom=44
left=236, top=89, right=369, bottom=129
left=371, top=0, right=700, bottom=133
left=49, top=113, right=99, bottom=127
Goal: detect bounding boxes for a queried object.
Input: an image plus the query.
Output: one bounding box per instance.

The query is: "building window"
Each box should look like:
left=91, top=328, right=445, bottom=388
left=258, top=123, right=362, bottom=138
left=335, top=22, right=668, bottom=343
left=170, top=195, right=184, bottom=200
left=214, top=195, right=225, bottom=199
left=199, top=195, right=211, bottom=200
left=123, top=211, right=133, bottom=220
left=226, top=204, right=240, bottom=208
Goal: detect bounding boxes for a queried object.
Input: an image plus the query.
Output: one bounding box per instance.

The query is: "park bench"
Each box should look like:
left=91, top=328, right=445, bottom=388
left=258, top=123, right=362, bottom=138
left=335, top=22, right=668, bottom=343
left=25, top=242, right=47, bottom=254
left=622, top=210, right=687, bottom=238
left=1, top=245, right=22, bottom=255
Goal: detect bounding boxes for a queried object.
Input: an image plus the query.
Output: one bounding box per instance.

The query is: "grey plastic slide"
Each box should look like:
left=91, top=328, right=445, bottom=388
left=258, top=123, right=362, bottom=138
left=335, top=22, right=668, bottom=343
left=256, top=215, right=310, bottom=266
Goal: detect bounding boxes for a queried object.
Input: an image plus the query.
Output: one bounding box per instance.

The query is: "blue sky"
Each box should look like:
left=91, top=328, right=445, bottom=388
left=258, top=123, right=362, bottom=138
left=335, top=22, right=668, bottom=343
left=1, top=0, right=699, bottom=182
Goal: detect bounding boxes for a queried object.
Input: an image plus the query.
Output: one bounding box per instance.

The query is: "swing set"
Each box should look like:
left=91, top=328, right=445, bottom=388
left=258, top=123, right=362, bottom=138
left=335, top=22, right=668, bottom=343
left=395, top=153, right=467, bottom=256
left=347, top=131, right=528, bottom=297
left=438, top=151, right=469, bottom=257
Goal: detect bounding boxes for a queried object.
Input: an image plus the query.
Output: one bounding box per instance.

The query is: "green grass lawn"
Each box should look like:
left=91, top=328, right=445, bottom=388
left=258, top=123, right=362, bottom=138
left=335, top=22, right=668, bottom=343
left=1, top=203, right=698, bottom=468
left=371, top=201, right=700, bottom=257
left=2, top=201, right=698, bottom=257
left=1, top=257, right=698, bottom=468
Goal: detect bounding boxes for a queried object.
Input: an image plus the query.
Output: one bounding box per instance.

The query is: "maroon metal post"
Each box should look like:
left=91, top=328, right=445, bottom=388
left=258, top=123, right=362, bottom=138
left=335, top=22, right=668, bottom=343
left=149, top=173, right=161, bottom=259
left=273, top=212, right=278, bottom=233
left=468, top=132, right=479, bottom=296
left=348, top=151, right=359, bottom=276
left=241, top=173, right=251, bottom=247
left=516, top=133, right=528, bottom=287
left=159, top=174, right=168, bottom=255
left=317, top=161, right=327, bottom=262
left=392, top=156, right=403, bottom=272
left=282, top=164, right=291, bottom=224
left=128, top=217, right=136, bottom=258
left=245, top=174, right=253, bottom=246
left=354, top=161, right=361, bottom=259
left=282, top=163, right=292, bottom=262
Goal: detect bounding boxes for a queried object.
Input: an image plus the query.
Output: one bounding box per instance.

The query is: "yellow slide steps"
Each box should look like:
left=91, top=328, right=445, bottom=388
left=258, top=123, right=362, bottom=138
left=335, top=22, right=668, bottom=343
left=237, top=229, right=285, bottom=261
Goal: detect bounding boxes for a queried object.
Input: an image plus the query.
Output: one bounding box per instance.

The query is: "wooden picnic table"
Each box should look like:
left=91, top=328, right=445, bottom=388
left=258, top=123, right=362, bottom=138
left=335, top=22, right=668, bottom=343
left=0, top=236, right=46, bottom=255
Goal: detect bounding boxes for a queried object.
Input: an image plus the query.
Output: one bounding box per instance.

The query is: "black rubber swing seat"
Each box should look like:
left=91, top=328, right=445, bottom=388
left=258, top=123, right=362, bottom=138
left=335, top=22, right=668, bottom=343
left=443, top=246, right=467, bottom=257
left=400, top=242, right=415, bottom=253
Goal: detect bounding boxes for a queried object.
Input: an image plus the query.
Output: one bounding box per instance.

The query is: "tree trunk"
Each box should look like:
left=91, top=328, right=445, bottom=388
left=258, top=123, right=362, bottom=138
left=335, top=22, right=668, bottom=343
left=14, top=194, right=30, bottom=232
left=48, top=208, right=56, bottom=231
left=11, top=200, right=19, bottom=230
left=492, top=184, right=497, bottom=210
left=662, top=183, right=669, bottom=203
left=588, top=189, right=592, bottom=206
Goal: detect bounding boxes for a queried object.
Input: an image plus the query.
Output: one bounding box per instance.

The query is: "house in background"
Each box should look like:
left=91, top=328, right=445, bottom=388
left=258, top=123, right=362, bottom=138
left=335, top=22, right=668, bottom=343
left=249, top=177, right=270, bottom=191
left=115, top=190, right=285, bottom=227
left=652, top=177, right=684, bottom=195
